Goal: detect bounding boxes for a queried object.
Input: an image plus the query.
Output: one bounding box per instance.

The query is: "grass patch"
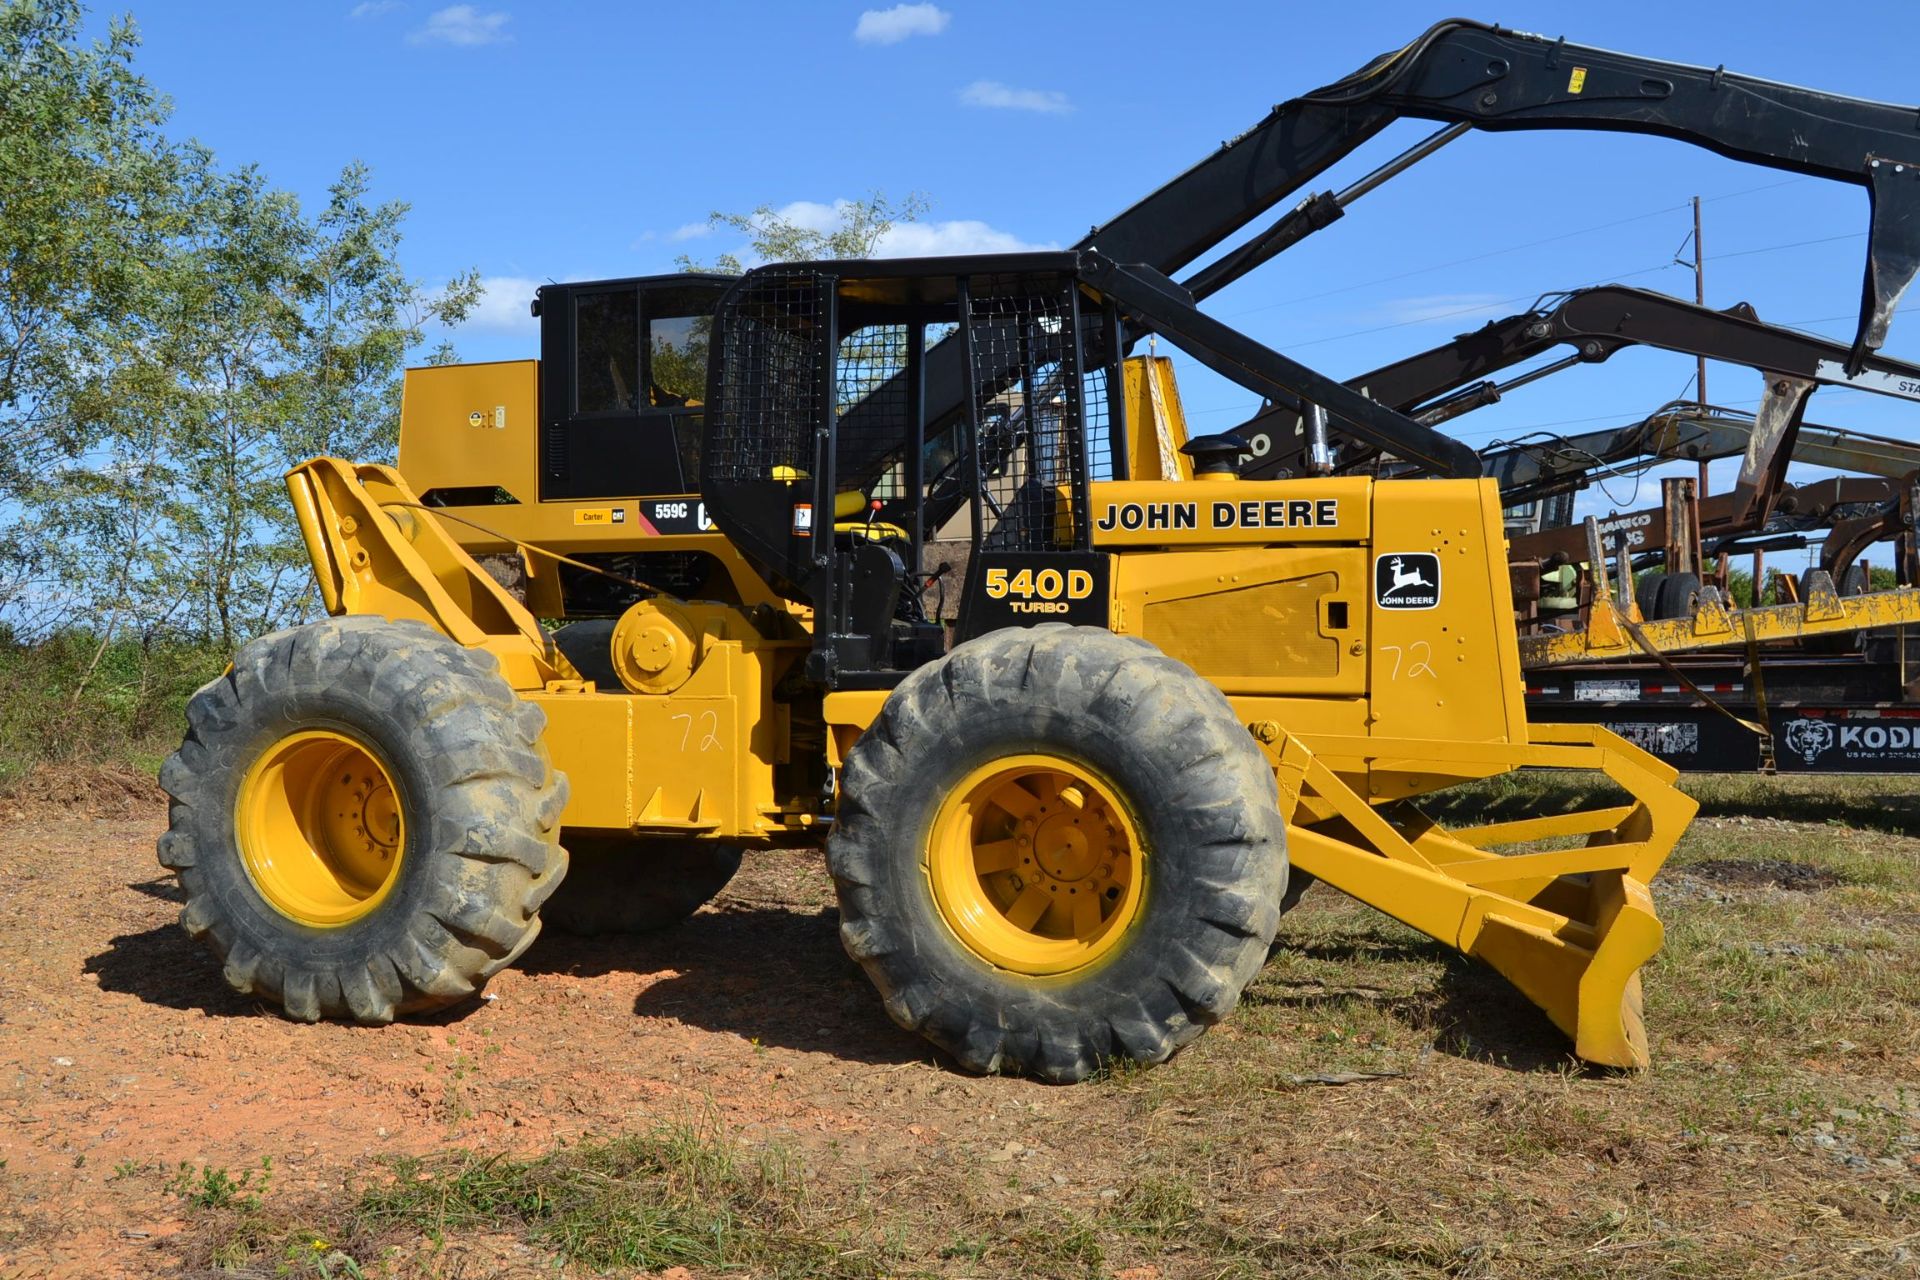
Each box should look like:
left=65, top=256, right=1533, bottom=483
left=0, top=631, right=224, bottom=787
left=177, top=1118, right=895, bottom=1279
left=156, top=770, right=1920, bottom=1278
left=1087, top=770, right=1920, bottom=1276
left=358, top=1121, right=864, bottom=1276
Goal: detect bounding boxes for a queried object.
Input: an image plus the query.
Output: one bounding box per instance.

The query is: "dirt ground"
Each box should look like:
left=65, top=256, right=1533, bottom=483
left=0, top=788, right=946, bottom=1277
left=3, top=769, right=1919, bottom=1278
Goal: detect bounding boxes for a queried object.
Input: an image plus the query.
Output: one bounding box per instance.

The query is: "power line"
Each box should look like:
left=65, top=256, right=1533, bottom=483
left=1710, top=231, right=1864, bottom=262
left=1222, top=175, right=1812, bottom=318
left=1269, top=261, right=1684, bottom=352
left=1253, top=229, right=1877, bottom=356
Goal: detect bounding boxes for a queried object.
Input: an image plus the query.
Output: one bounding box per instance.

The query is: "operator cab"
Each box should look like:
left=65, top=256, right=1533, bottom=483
left=532, top=274, right=732, bottom=501
left=701, top=254, right=1130, bottom=688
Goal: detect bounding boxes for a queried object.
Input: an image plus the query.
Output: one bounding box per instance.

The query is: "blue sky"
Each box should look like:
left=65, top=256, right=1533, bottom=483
left=103, top=1, right=1920, bottom=529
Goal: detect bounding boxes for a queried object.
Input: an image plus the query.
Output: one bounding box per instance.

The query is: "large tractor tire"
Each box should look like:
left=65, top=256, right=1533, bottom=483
left=157, top=617, right=569, bottom=1023
left=540, top=836, right=743, bottom=935
left=829, top=625, right=1288, bottom=1083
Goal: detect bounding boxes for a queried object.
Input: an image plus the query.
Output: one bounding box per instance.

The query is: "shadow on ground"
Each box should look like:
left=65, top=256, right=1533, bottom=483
left=85, top=919, right=261, bottom=1018
left=91, top=880, right=490, bottom=1026
left=526, top=901, right=933, bottom=1068
left=90, top=874, right=1570, bottom=1074
left=1258, top=922, right=1588, bottom=1074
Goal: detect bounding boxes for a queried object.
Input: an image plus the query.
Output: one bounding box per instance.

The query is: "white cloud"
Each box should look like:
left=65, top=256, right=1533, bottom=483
left=462, top=276, right=542, bottom=335
left=854, top=3, right=949, bottom=45
left=705, top=199, right=1051, bottom=268
left=766, top=200, right=844, bottom=235
left=409, top=5, right=510, bottom=46
left=875, top=219, right=1053, bottom=256
left=348, top=1, right=399, bottom=17
left=1374, top=293, right=1514, bottom=326
left=668, top=221, right=713, bottom=242
left=959, top=80, right=1071, bottom=114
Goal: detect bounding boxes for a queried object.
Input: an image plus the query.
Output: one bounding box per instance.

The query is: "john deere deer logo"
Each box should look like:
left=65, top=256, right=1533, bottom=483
left=1383, top=557, right=1433, bottom=597
left=1374, top=552, right=1441, bottom=610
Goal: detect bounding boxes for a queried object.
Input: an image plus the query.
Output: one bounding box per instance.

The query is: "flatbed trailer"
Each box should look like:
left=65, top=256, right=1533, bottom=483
left=1519, top=549, right=1920, bottom=771
left=1525, top=648, right=1920, bottom=773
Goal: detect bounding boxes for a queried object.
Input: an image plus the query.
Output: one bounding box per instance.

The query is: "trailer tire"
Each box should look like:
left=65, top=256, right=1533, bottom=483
left=540, top=837, right=743, bottom=935
left=1634, top=572, right=1666, bottom=623
left=829, top=625, right=1287, bottom=1083
left=1651, top=572, right=1702, bottom=620
left=157, top=617, right=569, bottom=1023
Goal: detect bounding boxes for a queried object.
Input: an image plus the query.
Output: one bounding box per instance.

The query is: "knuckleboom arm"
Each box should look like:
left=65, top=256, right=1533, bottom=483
left=1242, top=285, right=1920, bottom=479
left=839, top=24, right=1919, bottom=491
left=1081, top=257, right=1482, bottom=478
left=1085, top=20, right=1920, bottom=366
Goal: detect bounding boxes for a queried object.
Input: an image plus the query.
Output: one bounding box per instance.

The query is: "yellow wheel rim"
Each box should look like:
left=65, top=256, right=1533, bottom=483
left=927, top=754, right=1146, bottom=976
left=236, top=729, right=406, bottom=927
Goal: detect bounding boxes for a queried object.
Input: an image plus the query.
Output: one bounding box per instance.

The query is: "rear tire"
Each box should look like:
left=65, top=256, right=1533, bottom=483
left=540, top=837, right=743, bottom=935
left=829, top=625, right=1287, bottom=1083
left=157, top=617, right=569, bottom=1023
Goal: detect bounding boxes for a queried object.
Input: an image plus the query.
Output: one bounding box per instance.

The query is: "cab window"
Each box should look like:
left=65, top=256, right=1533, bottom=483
left=575, top=290, right=639, bottom=415
left=648, top=313, right=709, bottom=405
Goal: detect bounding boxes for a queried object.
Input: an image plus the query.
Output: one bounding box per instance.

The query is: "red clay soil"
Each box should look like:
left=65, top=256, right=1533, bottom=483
left=5, top=769, right=1916, bottom=1278
left=0, top=774, right=1040, bottom=1277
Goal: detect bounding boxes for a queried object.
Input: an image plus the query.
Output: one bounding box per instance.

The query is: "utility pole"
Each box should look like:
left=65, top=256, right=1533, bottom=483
left=1687, top=194, right=1723, bottom=592
left=1691, top=195, right=1709, bottom=496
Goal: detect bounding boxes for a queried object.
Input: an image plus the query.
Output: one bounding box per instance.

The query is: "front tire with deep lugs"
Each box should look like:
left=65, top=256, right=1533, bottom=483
left=157, top=617, right=569, bottom=1023
left=829, top=625, right=1288, bottom=1083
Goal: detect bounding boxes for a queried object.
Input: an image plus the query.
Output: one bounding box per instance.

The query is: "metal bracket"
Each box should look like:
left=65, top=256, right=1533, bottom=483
left=1857, top=158, right=1920, bottom=372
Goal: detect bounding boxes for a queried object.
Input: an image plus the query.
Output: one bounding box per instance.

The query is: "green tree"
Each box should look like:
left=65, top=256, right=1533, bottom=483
left=675, top=190, right=930, bottom=275
left=668, top=191, right=938, bottom=417
left=2, top=2, right=475, bottom=657
left=0, top=0, right=179, bottom=492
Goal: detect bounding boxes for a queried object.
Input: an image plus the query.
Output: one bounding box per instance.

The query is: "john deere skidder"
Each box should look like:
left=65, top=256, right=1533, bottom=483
left=156, top=250, right=1689, bottom=1078
left=158, top=22, right=1920, bottom=1081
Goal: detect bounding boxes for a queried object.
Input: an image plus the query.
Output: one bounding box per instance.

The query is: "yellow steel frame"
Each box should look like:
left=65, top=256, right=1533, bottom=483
left=1120, top=354, right=1195, bottom=482
left=525, top=602, right=810, bottom=839
left=1522, top=580, right=1920, bottom=667
left=394, top=360, right=780, bottom=615
left=289, top=440, right=1702, bottom=1068
left=287, top=457, right=813, bottom=845
left=288, top=458, right=567, bottom=691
